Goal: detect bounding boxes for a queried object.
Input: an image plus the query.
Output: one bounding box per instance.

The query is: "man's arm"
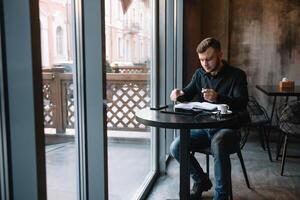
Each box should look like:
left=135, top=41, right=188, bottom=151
left=170, top=89, right=184, bottom=101
left=176, top=72, right=198, bottom=102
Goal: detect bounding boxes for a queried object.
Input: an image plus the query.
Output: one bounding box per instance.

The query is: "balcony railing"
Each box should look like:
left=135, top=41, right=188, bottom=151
left=43, top=67, right=74, bottom=133
left=106, top=73, right=150, bottom=131
left=111, top=65, right=150, bottom=73
left=42, top=67, right=150, bottom=133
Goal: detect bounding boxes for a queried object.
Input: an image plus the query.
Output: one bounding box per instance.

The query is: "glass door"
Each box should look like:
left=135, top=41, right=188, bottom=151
left=39, top=0, right=78, bottom=199
left=104, top=0, right=155, bottom=199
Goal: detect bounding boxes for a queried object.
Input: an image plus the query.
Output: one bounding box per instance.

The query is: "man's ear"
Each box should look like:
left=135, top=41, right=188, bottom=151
left=218, top=51, right=223, bottom=60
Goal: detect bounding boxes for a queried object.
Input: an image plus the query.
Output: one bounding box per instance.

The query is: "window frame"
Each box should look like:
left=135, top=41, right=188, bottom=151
left=0, top=13, right=10, bottom=200
left=1, top=0, right=46, bottom=199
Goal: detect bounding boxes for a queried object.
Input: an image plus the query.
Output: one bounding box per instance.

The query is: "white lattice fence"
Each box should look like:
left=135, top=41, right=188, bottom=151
left=43, top=74, right=56, bottom=128
left=62, top=80, right=75, bottom=128
left=42, top=70, right=150, bottom=132
left=106, top=73, right=150, bottom=131
left=42, top=69, right=74, bottom=132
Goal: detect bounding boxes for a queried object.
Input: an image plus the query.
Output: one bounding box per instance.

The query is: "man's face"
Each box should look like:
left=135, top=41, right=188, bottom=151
left=198, top=47, right=223, bottom=73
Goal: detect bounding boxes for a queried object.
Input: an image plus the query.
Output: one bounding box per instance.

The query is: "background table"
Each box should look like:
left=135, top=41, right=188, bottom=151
left=135, top=107, right=236, bottom=200
left=256, top=85, right=300, bottom=123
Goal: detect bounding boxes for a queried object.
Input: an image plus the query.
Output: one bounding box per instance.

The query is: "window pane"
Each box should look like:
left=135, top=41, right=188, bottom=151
left=39, top=0, right=78, bottom=199
left=105, top=0, right=153, bottom=199
left=56, top=26, right=64, bottom=56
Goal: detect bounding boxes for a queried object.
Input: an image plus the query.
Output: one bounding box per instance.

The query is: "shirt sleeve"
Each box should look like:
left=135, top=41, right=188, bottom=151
left=176, top=71, right=199, bottom=102
left=217, top=70, right=249, bottom=111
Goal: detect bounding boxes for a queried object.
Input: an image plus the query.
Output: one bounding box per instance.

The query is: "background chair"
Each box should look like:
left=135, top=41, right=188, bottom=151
left=243, top=96, right=272, bottom=161
left=276, top=100, right=300, bottom=176
left=191, top=130, right=251, bottom=200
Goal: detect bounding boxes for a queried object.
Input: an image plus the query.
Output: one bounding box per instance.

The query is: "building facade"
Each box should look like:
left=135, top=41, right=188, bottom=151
left=39, top=0, right=151, bottom=68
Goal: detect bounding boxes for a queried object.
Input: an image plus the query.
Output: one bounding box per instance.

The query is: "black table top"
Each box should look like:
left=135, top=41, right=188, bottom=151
left=256, top=85, right=300, bottom=96
left=135, top=107, right=236, bottom=129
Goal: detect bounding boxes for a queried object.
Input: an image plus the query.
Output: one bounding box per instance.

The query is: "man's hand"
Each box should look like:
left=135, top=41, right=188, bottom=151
left=202, top=88, right=218, bottom=102
left=170, top=89, right=184, bottom=102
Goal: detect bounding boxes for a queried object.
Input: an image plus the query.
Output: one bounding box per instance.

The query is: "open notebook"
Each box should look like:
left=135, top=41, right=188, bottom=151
left=174, top=102, right=218, bottom=111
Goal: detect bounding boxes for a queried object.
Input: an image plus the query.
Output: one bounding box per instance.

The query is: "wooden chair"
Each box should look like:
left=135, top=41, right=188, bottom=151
left=243, top=96, right=272, bottom=161
left=191, top=130, right=251, bottom=200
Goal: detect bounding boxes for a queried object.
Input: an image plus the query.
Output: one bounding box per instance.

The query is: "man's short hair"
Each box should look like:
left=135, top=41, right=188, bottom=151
left=196, top=37, right=221, bottom=53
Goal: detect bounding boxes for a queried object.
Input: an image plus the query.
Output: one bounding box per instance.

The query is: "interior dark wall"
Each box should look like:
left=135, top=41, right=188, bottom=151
left=200, top=0, right=229, bottom=59
left=229, top=0, right=300, bottom=98
left=183, top=0, right=229, bottom=85
left=183, top=1, right=202, bottom=86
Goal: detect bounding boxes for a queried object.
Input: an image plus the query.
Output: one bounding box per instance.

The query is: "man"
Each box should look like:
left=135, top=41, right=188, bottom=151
left=170, top=37, right=249, bottom=200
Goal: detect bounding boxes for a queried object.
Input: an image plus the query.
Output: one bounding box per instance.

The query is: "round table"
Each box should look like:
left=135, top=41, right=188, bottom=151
left=135, top=107, right=237, bottom=200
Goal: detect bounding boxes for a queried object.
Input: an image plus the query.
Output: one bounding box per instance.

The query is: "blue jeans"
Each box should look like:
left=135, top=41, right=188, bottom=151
left=170, top=128, right=240, bottom=200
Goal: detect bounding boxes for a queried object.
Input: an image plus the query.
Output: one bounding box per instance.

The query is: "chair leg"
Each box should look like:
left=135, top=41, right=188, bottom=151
left=259, top=126, right=266, bottom=150
left=206, top=154, right=209, bottom=175
left=276, top=131, right=284, bottom=160
left=280, top=134, right=289, bottom=176
left=240, top=126, right=250, bottom=150
left=263, top=125, right=272, bottom=161
left=237, top=150, right=251, bottom=188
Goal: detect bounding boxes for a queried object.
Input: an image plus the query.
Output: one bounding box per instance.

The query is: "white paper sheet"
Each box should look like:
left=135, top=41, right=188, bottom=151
left=174, top=102, right=218, bottom=111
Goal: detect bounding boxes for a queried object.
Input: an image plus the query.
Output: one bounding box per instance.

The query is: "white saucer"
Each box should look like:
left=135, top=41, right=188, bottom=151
left=212, top=110, right=232, bottom=115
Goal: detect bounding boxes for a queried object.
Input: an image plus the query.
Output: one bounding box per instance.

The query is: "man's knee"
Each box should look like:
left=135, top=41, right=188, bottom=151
left=211, top=129, right=237, bottom=155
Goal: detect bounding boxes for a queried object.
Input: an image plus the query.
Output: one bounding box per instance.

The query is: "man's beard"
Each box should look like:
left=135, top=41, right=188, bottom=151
left=209, top=58, right=221, bottom=73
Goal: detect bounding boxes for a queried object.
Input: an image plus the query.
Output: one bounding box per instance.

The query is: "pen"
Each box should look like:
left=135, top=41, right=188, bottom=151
left=160, top=110, right=194, bottom=116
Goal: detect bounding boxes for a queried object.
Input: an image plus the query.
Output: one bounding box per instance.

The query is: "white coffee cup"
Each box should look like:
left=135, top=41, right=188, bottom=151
left=217, top=104, right=229, bottom=114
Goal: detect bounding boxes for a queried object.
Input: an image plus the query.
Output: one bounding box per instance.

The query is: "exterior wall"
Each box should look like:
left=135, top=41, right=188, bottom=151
left=39, top=0, right=72, bottom=67
left=40, top=0, right=151, bottom=68
left=105, top=0, right=151, bottom=66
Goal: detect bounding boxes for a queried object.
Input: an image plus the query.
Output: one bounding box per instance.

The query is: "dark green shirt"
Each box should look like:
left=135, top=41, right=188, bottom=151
left=177, top=61, right=249, bottom=112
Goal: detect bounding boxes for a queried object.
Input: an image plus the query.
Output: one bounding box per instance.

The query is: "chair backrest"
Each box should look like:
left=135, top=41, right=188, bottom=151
left=278, top=100, right=300, bottom=134
left=238, top=96, right=270, bottom=149
left=279, top=100, right=300, bottom=124
left=247, top=96, right=270, bottom=125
